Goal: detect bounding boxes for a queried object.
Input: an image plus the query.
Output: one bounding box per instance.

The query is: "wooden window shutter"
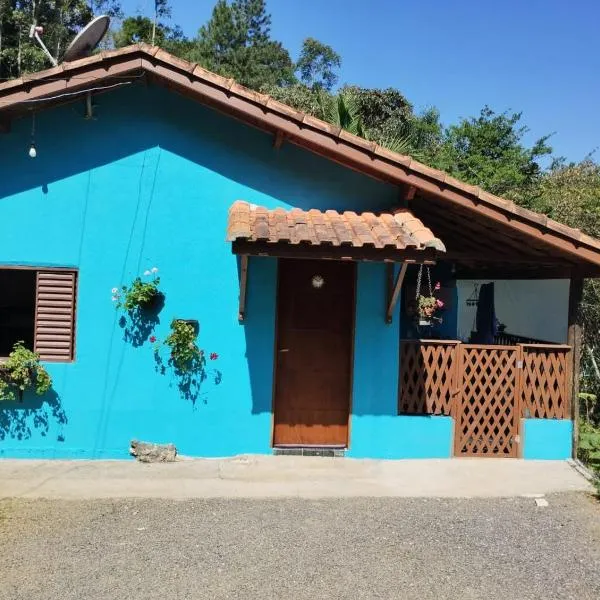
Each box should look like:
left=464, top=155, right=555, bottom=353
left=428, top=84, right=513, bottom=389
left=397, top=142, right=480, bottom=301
left=34, top=270, right=77, bottom=361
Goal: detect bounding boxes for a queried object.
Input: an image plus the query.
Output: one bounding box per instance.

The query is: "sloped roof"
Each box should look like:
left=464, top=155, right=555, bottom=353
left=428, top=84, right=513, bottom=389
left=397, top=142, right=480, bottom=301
left=1, top=44, right=599, bottom=273
left=227, top=201, right=446, bottom=252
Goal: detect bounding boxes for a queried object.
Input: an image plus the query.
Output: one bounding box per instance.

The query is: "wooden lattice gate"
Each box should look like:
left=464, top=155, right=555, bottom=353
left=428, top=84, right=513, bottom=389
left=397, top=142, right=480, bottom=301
left=453, top=345, right=520, bottom=457
left=399, top=340, right=571, bottom=458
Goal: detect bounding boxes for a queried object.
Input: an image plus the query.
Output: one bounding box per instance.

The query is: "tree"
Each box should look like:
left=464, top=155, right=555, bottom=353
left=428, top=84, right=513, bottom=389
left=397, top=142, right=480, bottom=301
left=531, top=159, right=600, bottom=423
left=296, top=37, right=340, bottom=91
left=432, top=107, right=552, bottom=203
left=0, top=1, right=122, bottom=79
left=185, top=0, right=294, bottom=90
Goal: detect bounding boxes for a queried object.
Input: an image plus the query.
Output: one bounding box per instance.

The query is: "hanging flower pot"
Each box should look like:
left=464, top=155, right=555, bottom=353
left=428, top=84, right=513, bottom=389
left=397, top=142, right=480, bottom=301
left=413, top=265, right=444, bottom=327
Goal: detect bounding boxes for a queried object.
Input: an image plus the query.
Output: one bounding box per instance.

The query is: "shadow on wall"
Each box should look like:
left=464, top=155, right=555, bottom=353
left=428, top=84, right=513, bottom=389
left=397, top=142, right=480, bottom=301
left=0, top=84, right=395, bottom=213
left=119, top=293, right=165, bottom=347
left=241, top=256, right=277, bottom=415
left=0, top=388, right=67, bottom=442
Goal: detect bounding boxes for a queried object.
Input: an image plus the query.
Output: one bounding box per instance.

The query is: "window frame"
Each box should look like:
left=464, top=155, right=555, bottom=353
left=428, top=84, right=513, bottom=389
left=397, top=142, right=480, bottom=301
left=0, top=265, right=78, bottom=362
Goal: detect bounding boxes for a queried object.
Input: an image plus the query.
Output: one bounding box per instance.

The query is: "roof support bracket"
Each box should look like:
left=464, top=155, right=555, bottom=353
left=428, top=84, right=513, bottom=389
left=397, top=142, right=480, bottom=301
left=273, top=130, right=285, bottom=150
left=238, top=254, right=249, bottom=323
left=386, top=262, right=408, bottom=324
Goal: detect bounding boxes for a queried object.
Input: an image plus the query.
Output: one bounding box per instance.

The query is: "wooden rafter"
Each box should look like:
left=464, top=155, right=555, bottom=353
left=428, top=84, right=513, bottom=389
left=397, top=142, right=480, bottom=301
left=386, top=262, right=408, bottom=324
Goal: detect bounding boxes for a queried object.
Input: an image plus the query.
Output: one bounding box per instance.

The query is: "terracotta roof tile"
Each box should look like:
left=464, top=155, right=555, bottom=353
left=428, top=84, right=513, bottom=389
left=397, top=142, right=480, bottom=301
left=227, top=201, right=445, bottom=253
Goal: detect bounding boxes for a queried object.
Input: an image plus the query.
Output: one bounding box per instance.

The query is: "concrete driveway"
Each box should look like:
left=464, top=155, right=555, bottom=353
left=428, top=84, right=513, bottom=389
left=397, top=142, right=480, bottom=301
left=0, top=455, right=593, bottom=499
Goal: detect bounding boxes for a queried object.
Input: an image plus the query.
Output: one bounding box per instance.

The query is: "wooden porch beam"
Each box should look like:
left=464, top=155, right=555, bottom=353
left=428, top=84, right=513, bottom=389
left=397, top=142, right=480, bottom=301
left=386, top=262, right=408, bottom=324
left=567, top=277, right=583, bottom=458
left=232, top=240, right=438, bottom=264
left=238, top=254, right=249, bottom=322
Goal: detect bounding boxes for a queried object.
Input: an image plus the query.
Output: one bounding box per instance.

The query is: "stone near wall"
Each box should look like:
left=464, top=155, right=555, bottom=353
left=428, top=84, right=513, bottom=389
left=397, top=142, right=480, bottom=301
left=130, top=439, right=177, bottom=463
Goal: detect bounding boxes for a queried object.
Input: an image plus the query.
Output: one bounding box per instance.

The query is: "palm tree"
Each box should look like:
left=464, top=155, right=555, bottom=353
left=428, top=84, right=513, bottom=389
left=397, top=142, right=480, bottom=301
left=316, top=90, right=420, bottom=158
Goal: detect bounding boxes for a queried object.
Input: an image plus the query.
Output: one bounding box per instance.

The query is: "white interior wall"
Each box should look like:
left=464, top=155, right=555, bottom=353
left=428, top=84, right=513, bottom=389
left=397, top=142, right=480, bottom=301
left=457, top=280, right=570, bottom=344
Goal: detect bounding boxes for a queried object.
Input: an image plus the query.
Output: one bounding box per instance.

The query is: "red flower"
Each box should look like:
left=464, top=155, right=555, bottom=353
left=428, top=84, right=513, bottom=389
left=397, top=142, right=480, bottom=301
left=149, top=336, right=157, bottom=343
left=210, top=352, right=218, bottom=361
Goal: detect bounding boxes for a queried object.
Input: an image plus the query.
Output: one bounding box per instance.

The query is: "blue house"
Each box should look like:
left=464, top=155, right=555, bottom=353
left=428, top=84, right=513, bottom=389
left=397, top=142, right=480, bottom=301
left=0, top=45, right=597, bottom=460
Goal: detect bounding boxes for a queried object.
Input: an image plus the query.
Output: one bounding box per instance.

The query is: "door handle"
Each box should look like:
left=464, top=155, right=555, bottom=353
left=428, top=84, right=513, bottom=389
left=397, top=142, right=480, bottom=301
left=278, top=348, right=289, bottom=353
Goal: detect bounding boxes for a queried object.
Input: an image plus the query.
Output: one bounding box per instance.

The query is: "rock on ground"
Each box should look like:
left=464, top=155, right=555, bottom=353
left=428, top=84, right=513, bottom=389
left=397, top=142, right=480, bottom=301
left=129, top=440, right=177, bottom=463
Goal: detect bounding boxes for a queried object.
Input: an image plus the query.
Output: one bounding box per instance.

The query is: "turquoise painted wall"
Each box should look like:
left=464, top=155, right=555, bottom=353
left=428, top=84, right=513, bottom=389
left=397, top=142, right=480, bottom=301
left=0, top=83, right=413, bottom=459
left=0, top=83, right=561, bottom=460
left=348, top=263, right=453, bottom=459
left=522, top=419, right=573, bottom=460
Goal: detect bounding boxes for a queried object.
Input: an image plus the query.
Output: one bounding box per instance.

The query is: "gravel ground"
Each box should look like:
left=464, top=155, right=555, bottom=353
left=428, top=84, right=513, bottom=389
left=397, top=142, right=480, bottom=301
left=1, top=493, right=599, bottom=600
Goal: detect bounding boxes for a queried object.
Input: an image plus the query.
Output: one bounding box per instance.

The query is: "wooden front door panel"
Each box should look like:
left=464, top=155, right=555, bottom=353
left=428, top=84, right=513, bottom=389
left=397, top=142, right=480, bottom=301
left=273, top=259, right=355, bottom=447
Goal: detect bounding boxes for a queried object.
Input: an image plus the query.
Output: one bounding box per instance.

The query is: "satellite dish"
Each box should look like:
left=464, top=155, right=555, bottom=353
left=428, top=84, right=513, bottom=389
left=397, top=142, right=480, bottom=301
left=63, top=15, right=110, bottom=63
left=30, top=15, right=110, bottom=67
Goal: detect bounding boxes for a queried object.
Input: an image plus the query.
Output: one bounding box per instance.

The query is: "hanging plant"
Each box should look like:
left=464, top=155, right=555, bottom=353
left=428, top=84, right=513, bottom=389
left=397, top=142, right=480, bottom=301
left=0, top=342, right=52, bottom=402
left=414, top=265, right=444, bottom=326
left=153, top=320, right=219, bottom=373
left=112, top=267, right=163, bottom=312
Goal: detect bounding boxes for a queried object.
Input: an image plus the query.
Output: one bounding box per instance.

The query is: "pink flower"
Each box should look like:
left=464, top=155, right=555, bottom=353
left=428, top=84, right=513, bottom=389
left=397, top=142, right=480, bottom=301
left=210, top=352, right=218, bottom=361
left=436, top=299, right=444, bottom=308
left=434, top=281, right=441, bottom=291
left=149, top=336, right=157, bottom=343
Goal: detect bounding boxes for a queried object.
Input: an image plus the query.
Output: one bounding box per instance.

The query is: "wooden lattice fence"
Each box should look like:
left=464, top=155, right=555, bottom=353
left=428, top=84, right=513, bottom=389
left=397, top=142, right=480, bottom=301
left=399, top=341, right=459, bottom=415
left=399, top=340, right=572, bottom=457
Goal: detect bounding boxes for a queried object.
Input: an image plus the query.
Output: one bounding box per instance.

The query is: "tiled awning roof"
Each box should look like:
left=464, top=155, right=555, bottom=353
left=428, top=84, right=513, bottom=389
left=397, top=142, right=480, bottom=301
left=226, top=201, right=446, bottom=252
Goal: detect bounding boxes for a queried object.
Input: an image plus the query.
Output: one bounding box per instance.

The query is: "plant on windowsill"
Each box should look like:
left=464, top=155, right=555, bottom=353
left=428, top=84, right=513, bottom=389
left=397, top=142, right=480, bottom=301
left=112, top=267, right=163, bottom=312
left=0, top=342, right=52, bottom=402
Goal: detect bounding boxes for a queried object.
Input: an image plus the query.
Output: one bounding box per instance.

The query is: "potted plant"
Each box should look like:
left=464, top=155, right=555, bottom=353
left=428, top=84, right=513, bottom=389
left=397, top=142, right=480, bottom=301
left=153, top=319, right=218, bottom=374
left=112, top=267, right=163, bottom=312
left=417, top=281, right=444, bottom=326
left=0, top=342, right=52, bottom=402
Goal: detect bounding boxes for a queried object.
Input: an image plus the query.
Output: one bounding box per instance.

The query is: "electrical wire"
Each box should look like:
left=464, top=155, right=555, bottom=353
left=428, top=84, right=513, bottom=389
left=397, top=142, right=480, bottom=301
left=0, top=75, right=146, bottom=106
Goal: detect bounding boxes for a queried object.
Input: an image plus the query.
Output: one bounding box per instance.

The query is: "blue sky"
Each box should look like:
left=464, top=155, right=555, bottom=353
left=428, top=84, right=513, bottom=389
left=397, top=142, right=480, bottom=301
left=121, top=0, right=599, bottom=163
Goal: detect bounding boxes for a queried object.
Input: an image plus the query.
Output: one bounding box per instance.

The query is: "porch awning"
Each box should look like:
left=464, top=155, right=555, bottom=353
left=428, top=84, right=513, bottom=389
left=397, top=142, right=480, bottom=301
left=226, top=201, right=446, bottom=262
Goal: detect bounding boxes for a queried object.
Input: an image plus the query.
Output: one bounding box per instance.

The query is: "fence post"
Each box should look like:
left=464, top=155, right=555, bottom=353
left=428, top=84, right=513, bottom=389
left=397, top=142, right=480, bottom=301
left=567, top=278, right=583, bottom=459
left=515, top=344, right=524, bottom=458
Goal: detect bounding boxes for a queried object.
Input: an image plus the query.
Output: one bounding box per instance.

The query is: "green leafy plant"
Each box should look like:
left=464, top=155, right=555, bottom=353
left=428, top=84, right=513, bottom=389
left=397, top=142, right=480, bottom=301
left=113, top=267, right=162, bottom=311
left=0, top=342, right=52, bottom=402
left=161, top=320, right=204, bottom=372
left=579, top=420, right=600, bottom=474
left=417, top=281, right=444, bottom=322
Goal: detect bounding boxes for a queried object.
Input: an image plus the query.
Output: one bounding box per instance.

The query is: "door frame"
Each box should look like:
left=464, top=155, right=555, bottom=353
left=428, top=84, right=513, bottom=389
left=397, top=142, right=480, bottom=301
left=270, top=257, right=357, bottom=448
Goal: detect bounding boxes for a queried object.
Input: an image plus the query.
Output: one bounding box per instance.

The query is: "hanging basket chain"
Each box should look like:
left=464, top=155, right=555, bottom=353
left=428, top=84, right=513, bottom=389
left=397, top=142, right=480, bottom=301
left=415, top=264, right=433, bottom=300
left=426, top=264, right=433, bottom=297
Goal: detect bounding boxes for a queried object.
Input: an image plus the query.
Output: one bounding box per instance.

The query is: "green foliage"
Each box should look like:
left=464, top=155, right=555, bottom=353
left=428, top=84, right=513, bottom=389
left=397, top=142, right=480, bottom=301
left=0, top=0, right=124, bottom=79
left=432, top=107, right=553, bottom=204
left=0, top=342, right=52, bottom=402
left=184, top=0, right=294, bottom=90
left=530, top=161, right=600, bottom=415
left=296, top=37, right=340, bottom=91
left=579, top=420, right=600, bottom=476
left=113, top=271, right=161, bottom=312
left=162, top=320, right=204, bottom=373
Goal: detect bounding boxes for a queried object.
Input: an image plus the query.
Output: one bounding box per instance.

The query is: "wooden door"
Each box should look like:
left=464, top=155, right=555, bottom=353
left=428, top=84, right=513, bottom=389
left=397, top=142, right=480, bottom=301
left=273, top=258, right=355, bottom=447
